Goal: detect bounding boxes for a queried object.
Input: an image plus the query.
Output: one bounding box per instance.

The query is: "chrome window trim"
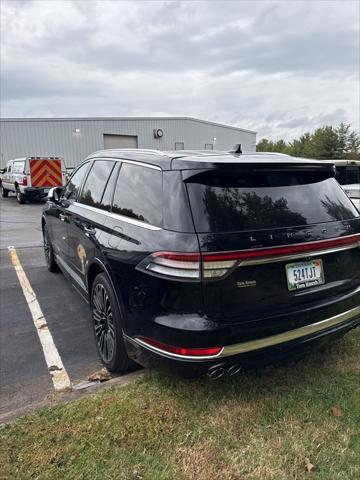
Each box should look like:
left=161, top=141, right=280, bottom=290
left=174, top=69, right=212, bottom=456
left=107, top=211, right=162, bottom=230
left=94, top=157, right=161, bottom=171
left=238, top=242, right=360, bottom=266
left=120, top=159, right=161, bottom=171
left=126, top=306, right=360, bottom=362
left=73, top=201, right=162, bottom=231
left=73, top=201, right=108, bottom=216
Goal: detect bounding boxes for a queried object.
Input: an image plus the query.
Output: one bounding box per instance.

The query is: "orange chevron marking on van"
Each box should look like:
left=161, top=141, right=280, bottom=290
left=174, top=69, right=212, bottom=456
left=30, top=159, right=62, bottom=187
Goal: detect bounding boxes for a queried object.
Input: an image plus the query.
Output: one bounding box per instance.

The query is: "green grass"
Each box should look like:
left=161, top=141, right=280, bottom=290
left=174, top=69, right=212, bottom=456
left=1, top=329, right=360, bottom=480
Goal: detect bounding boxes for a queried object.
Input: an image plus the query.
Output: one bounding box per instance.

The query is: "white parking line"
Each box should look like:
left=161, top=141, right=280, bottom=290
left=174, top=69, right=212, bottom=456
left=8, top=246, right=71, bottom=392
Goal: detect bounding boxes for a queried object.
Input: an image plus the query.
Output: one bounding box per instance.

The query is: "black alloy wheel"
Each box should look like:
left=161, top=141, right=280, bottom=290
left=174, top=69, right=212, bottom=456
left=43, top=224, right=59, bottom=272
left=92, top=283, right=115, bottom=363
left=91, top=273, right=134, bottom=373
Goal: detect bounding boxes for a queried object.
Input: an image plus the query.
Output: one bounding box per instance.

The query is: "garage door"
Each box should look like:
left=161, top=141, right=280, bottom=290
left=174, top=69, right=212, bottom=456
left=103, top=134, right=138, bottom=149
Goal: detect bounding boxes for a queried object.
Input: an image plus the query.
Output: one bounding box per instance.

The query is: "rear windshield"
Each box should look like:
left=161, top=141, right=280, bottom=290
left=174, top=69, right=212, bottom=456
left=186, top=170, right=359, bottom=233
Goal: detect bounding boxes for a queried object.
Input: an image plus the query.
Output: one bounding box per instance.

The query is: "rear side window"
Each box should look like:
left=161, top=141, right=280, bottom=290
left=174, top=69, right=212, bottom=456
left=112, top=163, right=162, bottom=226
left=186, top=170, right=359, bottom=233
left=335, top=166, right=346, bottom=185
left=346, top=167, right=359, bottom=185
left=336, top=166, right=360, bottom=185
left=101, top=163, right=120, bottom=211
left=79, top=160, right=115, bottom=209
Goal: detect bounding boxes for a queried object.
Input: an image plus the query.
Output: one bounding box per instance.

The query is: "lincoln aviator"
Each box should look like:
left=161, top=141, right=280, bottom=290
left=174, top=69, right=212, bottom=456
left=42, top=149, right=360, bottom=378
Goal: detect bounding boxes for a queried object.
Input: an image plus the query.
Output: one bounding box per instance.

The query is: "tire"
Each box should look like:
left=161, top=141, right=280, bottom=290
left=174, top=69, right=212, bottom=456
left=1, top=185, right=9, bottom=198
left=91, top=273, right=134, bottom=373
left=43, top=224, right=60, bottom=272
left=16, top=190, right=26, bottom=204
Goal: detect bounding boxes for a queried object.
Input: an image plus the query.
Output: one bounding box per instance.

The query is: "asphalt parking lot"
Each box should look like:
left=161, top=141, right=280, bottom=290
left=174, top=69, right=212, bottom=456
left=0, top=194, right=107, bottom=420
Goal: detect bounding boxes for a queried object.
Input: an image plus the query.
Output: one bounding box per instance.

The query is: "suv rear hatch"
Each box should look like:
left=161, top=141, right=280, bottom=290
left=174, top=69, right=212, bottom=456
left=184, top=161, right=360, bottom=337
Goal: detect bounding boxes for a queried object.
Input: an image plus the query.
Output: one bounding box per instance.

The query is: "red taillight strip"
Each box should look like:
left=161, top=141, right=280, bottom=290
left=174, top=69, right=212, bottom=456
left=135, top=336, right=223, bottom=358
left=152, top=252, right=200, bottom=262
left=202, top=234, right=360, bottom=263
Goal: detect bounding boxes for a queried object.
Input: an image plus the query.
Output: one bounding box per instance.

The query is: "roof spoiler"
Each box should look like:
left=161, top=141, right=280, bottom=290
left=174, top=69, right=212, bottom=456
left=229, top=144, right=242, bottom=154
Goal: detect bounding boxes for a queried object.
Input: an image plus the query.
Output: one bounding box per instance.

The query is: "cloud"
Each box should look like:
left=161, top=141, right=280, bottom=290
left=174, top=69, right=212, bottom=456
left=1, top=0, right=359, bottom=140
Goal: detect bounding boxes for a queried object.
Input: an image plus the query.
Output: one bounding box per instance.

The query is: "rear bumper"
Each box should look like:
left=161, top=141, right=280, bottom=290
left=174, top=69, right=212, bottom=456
left=124, top=306, right=360, bottom=376
left=20, top=187, right=49, bottom=197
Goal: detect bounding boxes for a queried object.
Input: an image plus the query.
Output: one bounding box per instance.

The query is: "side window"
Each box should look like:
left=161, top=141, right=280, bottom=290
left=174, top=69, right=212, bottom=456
left=7, top=163, right=12, bottom=173
left=204, top=143, right=213, bottom=150
left=63, top=162, right=90, bottom=203
left=112, top=163, right=162, bottom=226
left=101, top=163, right=120, bottom=211
left=335, top=166, right=346, bottom=185
left=78, top=160, right=115, bottom=209
left=13, top=161, right=25, bottom=174
left=346, top=167, right=359, bottom=185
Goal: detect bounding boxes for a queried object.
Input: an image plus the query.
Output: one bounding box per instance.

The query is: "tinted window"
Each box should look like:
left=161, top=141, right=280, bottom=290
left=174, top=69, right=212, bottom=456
left=79, top=160, right=115, bottom=209
left=112, top=163, right=162, bottom=226
left=347, top=167, right=359, bottom=185
left=186, top=170, right=359, bottom=233
left=63, top=162, right=90, bottom=202
left=101, top=163, right=120, bottom=211
left=335, top=166, right=346, bottom=185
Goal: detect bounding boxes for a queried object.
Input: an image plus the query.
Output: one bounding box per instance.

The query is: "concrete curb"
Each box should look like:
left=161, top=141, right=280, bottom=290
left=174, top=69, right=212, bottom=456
left=0, top=370, right=145, bottom=425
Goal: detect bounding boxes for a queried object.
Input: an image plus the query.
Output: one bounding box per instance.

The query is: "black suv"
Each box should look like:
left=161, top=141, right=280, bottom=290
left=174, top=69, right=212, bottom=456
left=42, top=149, right=360, bottom=378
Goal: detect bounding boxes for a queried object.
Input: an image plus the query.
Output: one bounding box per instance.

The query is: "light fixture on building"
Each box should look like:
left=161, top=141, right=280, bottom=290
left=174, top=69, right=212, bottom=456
left=154, top=128, right=164, bottom=138
left=74, top=128, right=80, bottom=134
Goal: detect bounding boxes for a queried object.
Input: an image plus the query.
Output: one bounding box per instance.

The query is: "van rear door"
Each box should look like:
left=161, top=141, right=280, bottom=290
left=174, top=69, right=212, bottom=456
left=29, top=157, right=64, bottom=189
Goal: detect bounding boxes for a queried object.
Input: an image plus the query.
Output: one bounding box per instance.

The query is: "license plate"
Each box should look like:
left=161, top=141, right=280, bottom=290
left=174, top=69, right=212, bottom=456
left=285, top=259, right=325, bottom=291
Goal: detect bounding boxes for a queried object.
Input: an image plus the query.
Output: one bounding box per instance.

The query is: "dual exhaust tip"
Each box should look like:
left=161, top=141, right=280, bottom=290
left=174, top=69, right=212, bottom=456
left=207, top=364, right=242, bottom=380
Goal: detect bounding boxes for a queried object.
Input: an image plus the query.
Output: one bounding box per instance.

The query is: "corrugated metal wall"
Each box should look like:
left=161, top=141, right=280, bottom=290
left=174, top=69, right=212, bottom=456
left=0, top=118, right=256, bottom=167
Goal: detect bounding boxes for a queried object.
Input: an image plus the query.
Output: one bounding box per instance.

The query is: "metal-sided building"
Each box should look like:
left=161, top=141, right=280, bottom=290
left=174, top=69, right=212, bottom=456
left=0, top=117, right=256, bottom=168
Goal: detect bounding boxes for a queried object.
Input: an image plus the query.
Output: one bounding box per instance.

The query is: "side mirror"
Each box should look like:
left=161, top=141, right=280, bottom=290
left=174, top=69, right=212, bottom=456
left=48, top=187, right=63, bottom=203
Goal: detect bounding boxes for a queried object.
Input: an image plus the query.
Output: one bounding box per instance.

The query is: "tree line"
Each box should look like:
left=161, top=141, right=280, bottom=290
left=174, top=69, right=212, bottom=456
left=256, top=123, right=360, bottom=160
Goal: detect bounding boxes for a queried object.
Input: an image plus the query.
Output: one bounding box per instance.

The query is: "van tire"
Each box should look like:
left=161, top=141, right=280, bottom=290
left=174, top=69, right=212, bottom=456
left=91, top=273, right=135, bottom=373
left=1, top=186, right=9, bottom=198
left=16, top=190, right=26, bottom=204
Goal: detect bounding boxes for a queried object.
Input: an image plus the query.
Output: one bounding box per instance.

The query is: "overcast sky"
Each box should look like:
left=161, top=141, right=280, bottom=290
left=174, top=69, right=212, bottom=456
left=1, top=0, right=359, bottom=140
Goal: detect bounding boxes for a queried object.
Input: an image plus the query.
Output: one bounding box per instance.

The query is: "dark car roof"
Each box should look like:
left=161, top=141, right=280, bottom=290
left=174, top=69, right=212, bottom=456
left=86, top=149, right=335, bottom=172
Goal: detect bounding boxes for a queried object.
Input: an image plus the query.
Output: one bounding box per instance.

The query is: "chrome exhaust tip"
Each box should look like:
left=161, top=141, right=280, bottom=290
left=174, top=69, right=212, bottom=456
left=207, top=367, right=226, bottom=380
left=228, top=364, right=242, bottom=376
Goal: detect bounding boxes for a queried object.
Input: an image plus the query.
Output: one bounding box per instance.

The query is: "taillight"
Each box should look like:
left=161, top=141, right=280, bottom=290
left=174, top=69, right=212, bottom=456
left=22, top=176, right=27, bottom=186
left=136, top=336, right=222, bottom=357
left=136, top=252, right=201, bottom=281
left=137, top=234, right=360, bottom=282
left=202, top=259, right=237, bottom=279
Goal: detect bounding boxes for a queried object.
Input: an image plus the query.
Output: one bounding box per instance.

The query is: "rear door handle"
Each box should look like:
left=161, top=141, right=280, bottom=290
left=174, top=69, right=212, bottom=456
left=59, top=213, right=69, bottom=222
left=83, top=226, right=96, bottom=236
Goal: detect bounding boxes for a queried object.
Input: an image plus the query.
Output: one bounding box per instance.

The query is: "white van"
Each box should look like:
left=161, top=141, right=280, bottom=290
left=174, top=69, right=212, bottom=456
left=333, top=160, right=360, bottom=211
left=0, top=157, right=66, bottom=204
